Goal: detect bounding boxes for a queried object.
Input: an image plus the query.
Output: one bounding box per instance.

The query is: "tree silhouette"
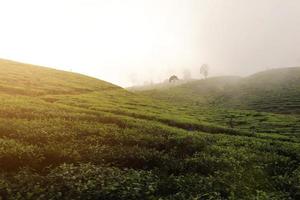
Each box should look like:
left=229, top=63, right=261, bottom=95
left=169, top=75, right=179, bottom=83
left=200, top=64, right=209, bottom=79
left=183, top=69, right=191, bottom=80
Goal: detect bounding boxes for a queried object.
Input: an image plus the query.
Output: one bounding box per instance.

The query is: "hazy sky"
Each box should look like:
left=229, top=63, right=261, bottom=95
left=1, top=0, right=300, bottom=87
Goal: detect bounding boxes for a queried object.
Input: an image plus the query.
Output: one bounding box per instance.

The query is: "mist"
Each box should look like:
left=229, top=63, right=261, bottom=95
left=1, top=0, right=300, bottom=87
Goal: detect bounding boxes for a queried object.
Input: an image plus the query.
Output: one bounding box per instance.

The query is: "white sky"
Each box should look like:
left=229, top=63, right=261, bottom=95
left=1, top=0, right=300, bottom=87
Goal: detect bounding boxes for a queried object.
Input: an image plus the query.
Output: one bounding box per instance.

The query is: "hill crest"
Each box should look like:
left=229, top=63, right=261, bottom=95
left=0, top=59, right=120, bottom=96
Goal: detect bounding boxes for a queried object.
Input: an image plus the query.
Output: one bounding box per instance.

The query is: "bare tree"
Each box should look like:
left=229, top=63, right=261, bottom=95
left=183, top=69, right=191, bottom=80
left=200, top=64, right=209, bottom=79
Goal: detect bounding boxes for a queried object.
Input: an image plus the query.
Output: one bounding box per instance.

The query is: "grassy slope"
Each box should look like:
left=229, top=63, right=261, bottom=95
left=138, top=68, right=300, bottom=114
left=0, top=60, right=299, bottom=199
left=232, top=68, right=300, bottom=113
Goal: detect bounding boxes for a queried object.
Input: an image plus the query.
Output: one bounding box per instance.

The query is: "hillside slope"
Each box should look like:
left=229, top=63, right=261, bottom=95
left=138, top=68, right=300, bottom=114
left=0, top=59, right=119, bottom=96
left=0, top=60, right=299, bottom=200
left=229, top=67, right=300, bottom=113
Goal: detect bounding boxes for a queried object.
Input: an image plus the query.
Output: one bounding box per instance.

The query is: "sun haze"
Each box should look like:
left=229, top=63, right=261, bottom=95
left=1, top=0, right=300, bottom=87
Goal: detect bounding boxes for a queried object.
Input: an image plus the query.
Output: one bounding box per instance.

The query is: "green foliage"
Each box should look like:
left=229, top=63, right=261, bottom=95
left=139, top=68, right=300, bottom=115
left=0, top=60, right=299, bottom=199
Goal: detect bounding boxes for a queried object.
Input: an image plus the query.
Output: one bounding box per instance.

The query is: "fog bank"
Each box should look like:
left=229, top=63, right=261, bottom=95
left=0, top=0, right=300, bottom=87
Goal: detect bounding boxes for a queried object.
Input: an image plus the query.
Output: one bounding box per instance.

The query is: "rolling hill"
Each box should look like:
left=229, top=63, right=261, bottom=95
left=0, top=60, right=299, bottom=200
left=138, top=67, right=300, bottom=114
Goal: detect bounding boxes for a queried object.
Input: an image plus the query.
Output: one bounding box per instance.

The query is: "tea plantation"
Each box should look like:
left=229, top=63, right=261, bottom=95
left=0, top=59, right=299, bottom=199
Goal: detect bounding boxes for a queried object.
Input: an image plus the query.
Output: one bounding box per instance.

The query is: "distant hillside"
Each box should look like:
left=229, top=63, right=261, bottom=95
left=220, top=67, right=300, bottom=114
left=128, top=79, right=197, bottom=91
left=137, top=68, right=300, bottom=114
left=135, top=76, right=241, bottom=104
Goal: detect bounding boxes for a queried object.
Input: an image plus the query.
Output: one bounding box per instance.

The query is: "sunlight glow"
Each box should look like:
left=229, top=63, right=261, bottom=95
left=1, top=0, right=300, bottom=86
